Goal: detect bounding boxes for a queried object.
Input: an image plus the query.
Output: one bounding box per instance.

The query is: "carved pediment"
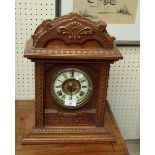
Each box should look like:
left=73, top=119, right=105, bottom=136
left=57, top=21, right=93, bottom=39
left=32, top=13, right=115, bottom=49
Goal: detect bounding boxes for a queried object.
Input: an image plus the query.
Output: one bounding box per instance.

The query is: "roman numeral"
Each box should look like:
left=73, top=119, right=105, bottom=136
left=76, top=95, right=80, bottom=100
left=62, top=94, right=66, bottom=99
left=82, top=86, right=87, bottom=88
left=56, top=85, right=62, bottom=88
left=80, top=79, right=86, bottom=83
left=62, top=73, right=67, bottom=79
left=79, top=91, right=85, bottom=96
left=57, top=90, right=62, bottom=96
left=70, top=70, right=74, bottom=77
left=58, top=79, right=63, bottom=82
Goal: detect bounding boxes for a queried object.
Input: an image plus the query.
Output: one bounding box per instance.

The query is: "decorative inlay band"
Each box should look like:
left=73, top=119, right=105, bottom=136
left=32, top=127, right=108, bottom=134
left=26, top=48, right=122, bottom=58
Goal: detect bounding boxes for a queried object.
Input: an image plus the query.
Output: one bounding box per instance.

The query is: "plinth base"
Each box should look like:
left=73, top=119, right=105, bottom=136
left=16, top=100, right=129, bottom=155
left=22, top=126, right=115, bottom=144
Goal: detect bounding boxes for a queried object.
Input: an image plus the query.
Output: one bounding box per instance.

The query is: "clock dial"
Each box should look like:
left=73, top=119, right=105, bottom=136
left=50, top=68, right=93, bottom=109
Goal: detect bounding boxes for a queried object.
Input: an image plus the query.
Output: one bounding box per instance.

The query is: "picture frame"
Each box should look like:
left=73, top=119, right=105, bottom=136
left=55, top=0, right=140, bottom=46
left=55, top=0, right=62, bottom=17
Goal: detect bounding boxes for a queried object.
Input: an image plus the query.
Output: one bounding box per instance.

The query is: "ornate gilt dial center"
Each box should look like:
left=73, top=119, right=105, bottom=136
left=62, top=79, right=81, bottom=95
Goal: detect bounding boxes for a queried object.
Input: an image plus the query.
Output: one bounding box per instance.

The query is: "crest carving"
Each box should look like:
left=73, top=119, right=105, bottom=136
left=58, top=22, right=93, bottom=39
left=32, top=13, right=115, bottom=49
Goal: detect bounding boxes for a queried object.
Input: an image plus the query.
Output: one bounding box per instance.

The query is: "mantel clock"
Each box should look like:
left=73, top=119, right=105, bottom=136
left=23, top=13, right=123, bottom=144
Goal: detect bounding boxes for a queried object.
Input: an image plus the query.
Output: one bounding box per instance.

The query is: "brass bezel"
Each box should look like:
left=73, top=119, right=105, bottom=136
left=49, top=68, right=93, bottom=109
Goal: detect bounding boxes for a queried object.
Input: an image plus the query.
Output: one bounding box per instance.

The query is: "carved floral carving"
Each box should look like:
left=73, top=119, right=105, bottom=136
left=58, top=22, right=93, bottom=39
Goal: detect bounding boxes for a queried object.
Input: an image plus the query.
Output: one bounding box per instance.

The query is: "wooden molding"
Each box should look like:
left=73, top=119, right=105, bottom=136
left=24, top=45, right=123, bottom=61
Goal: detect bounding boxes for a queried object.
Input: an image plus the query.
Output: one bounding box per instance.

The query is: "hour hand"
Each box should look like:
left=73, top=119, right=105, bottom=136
left=69, top=85, right=73, bottom=99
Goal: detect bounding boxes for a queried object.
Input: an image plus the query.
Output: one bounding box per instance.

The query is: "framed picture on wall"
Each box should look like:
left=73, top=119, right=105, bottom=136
left=56, top=0, right=140, bottom=45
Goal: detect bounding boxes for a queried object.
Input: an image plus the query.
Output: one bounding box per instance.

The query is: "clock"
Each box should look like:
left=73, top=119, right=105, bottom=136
left=50, top=68, right=93, bottom=109
left=23, top=13, right=123, bottom=144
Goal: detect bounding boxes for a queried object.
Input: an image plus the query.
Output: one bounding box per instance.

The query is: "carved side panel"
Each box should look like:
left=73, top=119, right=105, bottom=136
left=96, top=64, right=110, bottom=127
left=35, top=62, right=44, bottom=127
left=45, top=112, right=95, bottom=126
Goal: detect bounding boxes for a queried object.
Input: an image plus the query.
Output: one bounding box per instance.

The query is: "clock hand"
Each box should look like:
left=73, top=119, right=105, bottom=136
left=70, top=86, right=73, bottom=100
left=68, top=83, right=73, bottom=100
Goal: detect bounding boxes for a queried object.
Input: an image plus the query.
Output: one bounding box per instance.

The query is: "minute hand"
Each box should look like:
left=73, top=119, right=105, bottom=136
left=70, top=86, right=73, bottom=100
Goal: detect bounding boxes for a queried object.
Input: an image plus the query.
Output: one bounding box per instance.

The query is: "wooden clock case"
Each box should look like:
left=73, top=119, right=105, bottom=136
left=23, top=13, right=123, bottom=144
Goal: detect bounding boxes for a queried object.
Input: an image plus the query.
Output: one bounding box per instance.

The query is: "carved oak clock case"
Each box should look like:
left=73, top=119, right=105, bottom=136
left=23, top=13, right=123, bottom=144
